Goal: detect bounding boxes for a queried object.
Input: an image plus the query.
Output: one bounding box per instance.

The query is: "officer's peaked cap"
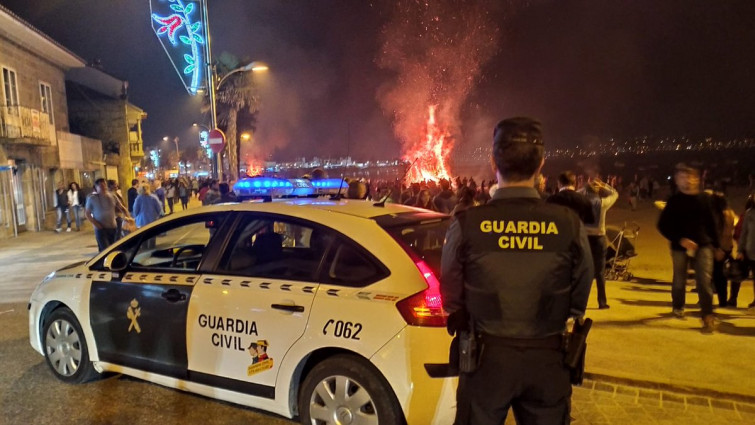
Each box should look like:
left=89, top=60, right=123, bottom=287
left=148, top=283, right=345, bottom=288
left=493, top=117, right=543, bottom=147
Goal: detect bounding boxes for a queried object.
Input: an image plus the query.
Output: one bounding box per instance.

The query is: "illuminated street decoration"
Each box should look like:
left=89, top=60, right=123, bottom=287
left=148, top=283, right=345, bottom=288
left=150, top=0, right=205, bottom=94
left=199, top=130, right=212, bottom=158
left=150, top=149, right=160, bottom=168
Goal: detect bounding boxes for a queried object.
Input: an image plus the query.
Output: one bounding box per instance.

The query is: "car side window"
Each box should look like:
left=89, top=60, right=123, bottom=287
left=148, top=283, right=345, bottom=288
left=218, top=215, right=333, bottom=281
left=129, top=214, right=227, bottom=272
left=326, top=241, right=388, bottom=287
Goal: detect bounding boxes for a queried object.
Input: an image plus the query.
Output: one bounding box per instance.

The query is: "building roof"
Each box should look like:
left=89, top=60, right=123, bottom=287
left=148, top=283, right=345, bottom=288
left=0, top=4, right=86, bottom=69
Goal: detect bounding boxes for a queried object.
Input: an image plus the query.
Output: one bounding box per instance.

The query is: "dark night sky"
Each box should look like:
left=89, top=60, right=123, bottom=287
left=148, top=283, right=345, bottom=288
left=2, top=0, right=754, bottom=161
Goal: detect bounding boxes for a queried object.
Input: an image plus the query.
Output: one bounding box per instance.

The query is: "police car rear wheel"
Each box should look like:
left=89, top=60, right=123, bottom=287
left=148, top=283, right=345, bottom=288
left=299, top=355, right=404, bottom=425
left=43, top=308, right=99, bottom=384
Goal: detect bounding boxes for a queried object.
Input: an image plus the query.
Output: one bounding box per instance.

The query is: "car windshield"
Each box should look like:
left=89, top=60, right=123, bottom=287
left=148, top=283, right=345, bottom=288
left=379, top=214, right=450, bottom=276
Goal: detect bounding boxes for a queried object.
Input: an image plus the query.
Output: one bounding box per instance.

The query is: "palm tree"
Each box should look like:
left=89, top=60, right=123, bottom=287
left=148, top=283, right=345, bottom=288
left=216, top=72, right=259, bottom=181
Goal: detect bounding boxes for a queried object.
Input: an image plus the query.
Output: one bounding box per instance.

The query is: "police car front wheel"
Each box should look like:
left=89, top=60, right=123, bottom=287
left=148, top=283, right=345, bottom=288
left=43, top=308, right=100, bottom=384
left=299, top=355, right=405, bottom=425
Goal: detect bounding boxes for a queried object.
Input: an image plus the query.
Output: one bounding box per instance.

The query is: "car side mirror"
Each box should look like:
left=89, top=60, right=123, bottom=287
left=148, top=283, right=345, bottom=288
left=103, top=251, right=128, bottom=272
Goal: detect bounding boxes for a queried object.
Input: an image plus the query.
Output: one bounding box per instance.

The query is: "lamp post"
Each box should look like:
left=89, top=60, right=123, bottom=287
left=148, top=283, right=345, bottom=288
left=164, top=136, right=180, bottom=175
left=211, top=61, right=268, bottom=181
left=201, top=1, right=268, bottom=180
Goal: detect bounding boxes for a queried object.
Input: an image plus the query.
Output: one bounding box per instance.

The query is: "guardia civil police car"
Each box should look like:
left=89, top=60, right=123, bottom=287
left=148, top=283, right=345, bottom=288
left=28, top=188, right=456, bottom=425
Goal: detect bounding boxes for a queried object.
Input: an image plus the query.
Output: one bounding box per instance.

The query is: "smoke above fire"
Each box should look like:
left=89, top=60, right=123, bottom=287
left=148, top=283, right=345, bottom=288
left=376, top=0, right=499, bottom=182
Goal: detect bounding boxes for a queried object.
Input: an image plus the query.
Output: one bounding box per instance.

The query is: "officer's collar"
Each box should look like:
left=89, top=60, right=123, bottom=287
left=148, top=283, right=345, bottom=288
left=491, top=186, right=541, bottom=200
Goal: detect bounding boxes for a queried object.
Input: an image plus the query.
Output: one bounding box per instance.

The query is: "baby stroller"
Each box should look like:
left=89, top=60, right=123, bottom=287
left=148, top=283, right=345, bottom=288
left=604, top=222, right=640, bottom=281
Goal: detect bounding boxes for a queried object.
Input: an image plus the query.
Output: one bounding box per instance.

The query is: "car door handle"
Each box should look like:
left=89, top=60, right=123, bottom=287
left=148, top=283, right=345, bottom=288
left=161, top=288, right=187, bottom=303
left=271, top=304, right=305, bottom=313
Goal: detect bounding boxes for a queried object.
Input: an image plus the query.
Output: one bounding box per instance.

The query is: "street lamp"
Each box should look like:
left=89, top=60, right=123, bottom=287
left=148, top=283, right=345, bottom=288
left=209, top=61, right=268, bottom=181
left=164, top=136, right=180, bottom=175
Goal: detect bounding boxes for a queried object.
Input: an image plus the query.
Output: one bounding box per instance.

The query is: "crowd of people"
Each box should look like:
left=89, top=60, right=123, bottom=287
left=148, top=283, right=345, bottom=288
left=52, top=162, right=755, bottom=320
left=51, top=175, right=244, bottom=252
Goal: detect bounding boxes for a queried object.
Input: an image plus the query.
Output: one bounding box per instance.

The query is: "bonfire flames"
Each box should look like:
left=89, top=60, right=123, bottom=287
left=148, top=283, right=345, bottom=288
left=244, top=162, right=264, bottom=177
left=376, top=0, right=499, bottom=184
left=404, top=105, right=453, bottom=182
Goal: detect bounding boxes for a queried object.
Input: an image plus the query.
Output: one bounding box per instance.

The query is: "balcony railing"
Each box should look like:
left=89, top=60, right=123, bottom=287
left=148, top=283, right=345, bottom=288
left=0, top=105, right=54, bottom=144
left=129, top=138, right=145, bottom=158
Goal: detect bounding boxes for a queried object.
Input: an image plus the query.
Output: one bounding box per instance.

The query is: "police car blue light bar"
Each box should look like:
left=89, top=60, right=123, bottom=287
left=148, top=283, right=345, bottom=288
left=234, top=177, right=295, bottom=200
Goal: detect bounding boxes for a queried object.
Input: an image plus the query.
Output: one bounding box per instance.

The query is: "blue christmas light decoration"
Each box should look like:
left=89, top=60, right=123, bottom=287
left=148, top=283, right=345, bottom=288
left=150, top=0, right=205, bottom=95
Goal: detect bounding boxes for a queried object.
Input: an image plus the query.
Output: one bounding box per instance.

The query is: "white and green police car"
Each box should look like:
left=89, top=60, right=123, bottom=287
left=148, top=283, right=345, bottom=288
left=29, top=194, right=456, bottom=424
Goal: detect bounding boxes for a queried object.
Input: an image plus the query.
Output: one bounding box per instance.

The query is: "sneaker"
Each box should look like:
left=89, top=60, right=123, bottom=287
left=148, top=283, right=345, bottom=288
left=66, top=228, right=72, bottom=232
left=599, top=304, right=610, bottom=310
left=55, top=228, right=61, bottom=233
left=672, top=309, right=685, bottom=319
left=726, top=299, right=737, bottom=309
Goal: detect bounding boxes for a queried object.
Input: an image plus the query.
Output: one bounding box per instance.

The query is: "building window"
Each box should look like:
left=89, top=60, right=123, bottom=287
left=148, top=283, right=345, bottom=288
left=2, top=67, right=20, bottom=111
left=39, top=82, right=54, bottom=124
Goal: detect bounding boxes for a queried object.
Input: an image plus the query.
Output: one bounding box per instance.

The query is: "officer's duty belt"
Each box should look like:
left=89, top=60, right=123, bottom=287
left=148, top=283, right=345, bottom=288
left=480, top=334, right=563, bottom=350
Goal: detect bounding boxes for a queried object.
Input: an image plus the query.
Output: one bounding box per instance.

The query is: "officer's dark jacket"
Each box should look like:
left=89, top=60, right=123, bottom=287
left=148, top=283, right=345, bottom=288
left=441, top=186, right=593, bottom=338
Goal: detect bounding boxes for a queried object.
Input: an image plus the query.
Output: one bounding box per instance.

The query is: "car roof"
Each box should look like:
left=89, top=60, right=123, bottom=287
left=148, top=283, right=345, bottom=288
left=194, top=198, right=447, bottom=220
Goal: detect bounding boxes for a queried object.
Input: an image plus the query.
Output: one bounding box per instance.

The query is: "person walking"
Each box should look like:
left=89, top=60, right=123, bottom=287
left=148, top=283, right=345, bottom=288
left=657, top=163, right=719, bottom=333
left=133, top=184, right=163, bottom=228
left=582, top=178, right=619, bottom=309
left=736, top=195, right=755, bottom=308
left=53, top=183, right=72, bottom=232
left=192, top=178, right=199, bottom=198
left=165, top=180, right=176, bottom=214
left=85, top=178, right=130, bottom=252
left=711, top=193, right=738, bottom=307
left=67, top=182, right=86, bottom=231
left=154, top=181, right=166, bottom=211
left=178, top=180, right=190, bottom=210
left=127, top=178, right=139, bottom=214
left=107, top=180, right=130, bottom=239
left=441, top=117, right=592, bottom=425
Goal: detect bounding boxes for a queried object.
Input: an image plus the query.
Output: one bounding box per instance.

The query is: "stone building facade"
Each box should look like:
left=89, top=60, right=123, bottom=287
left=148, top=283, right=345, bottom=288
left=0, top=5, right=86, bottom=238
left=0, top=6, right=146, bottom=239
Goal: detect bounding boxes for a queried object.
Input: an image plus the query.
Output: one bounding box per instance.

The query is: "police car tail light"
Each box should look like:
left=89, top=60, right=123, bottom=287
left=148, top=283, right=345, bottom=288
left=396, top=260, right=448, bottom=327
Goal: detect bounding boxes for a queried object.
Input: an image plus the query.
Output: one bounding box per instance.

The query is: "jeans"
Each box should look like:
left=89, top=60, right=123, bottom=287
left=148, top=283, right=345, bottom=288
left=167, top=198, right=174, bottom=214
left=70, top=205, right=83, bottom=230
left=671, top=247, right=714, bottom=317
left=588, top=235, right=608, bottom=307
left=94, top=228, right=117, bottom=252
left=55, top=206, right=71, bottom=229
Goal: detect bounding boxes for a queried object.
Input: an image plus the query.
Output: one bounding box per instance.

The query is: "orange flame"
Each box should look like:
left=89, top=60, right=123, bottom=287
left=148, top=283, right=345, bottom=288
left=403, top=105, right=453, bottom=183
left=244, top=162, right=264, bottom=177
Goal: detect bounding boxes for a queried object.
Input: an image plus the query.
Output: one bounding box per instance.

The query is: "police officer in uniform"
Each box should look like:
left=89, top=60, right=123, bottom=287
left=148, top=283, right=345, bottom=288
left=441, top=117, right=593, bottom=425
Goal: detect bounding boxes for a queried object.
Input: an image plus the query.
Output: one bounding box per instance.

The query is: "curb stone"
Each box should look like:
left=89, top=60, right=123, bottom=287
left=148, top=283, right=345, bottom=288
left=583, top=374, right=755, bottom=413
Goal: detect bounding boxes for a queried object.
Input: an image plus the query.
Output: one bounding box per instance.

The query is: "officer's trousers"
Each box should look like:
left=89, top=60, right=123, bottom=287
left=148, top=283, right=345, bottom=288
left=454, top=342, right=571, bottom=425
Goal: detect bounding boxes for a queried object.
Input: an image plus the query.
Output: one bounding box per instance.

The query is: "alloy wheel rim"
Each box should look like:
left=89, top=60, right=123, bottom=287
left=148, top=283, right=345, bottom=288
left=45, top=319, right=82, bottom=377
left=309, top=375, right=377, bottom=425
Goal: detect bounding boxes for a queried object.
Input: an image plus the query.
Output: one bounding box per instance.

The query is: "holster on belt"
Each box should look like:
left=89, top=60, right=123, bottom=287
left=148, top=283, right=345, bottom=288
left=563, top=317, right=592, bottom=386
left=457, top=325, right=482, bottom=373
